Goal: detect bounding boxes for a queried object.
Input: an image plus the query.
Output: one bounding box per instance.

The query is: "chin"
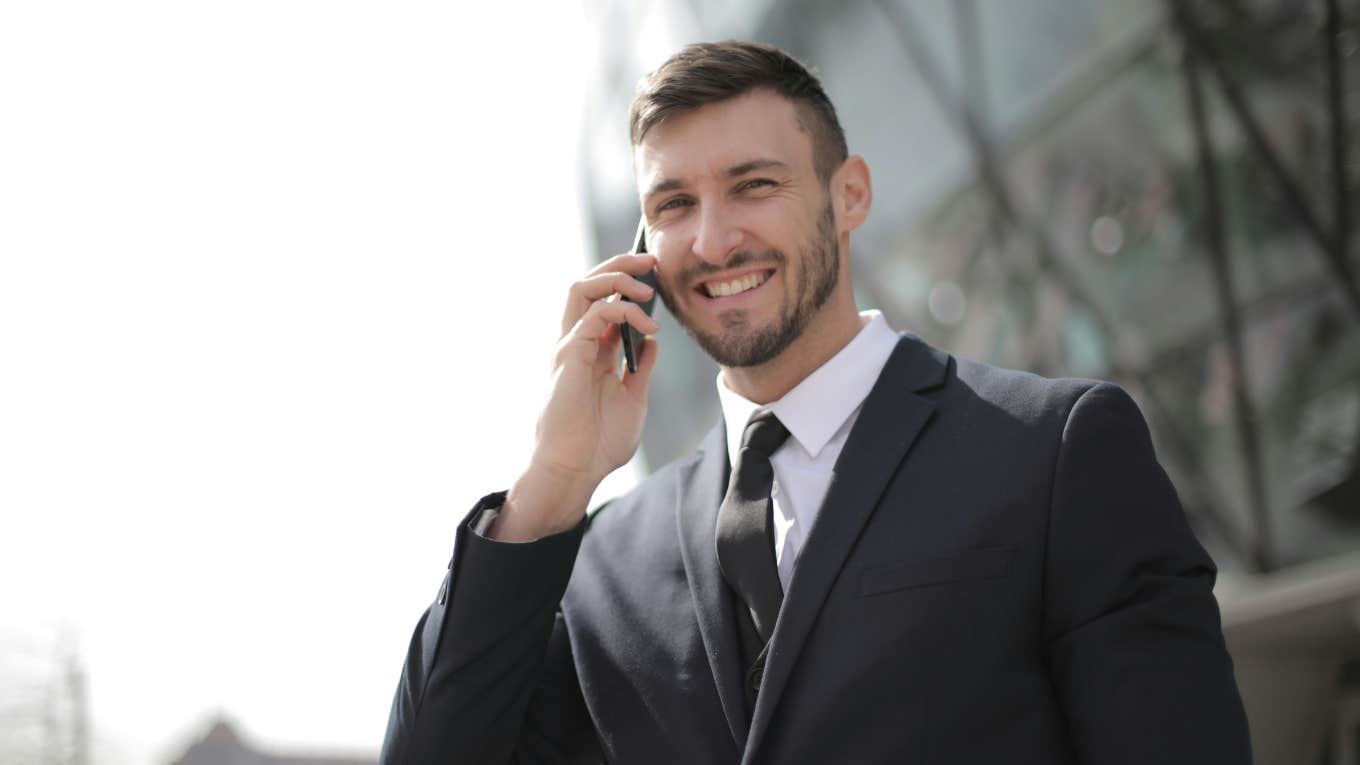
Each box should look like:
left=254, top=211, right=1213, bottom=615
left=688, top=316, right=799, bottom=369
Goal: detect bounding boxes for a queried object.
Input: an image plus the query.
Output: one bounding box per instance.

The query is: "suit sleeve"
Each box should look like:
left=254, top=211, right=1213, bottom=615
left=1043, top=383, right=1252, bottom=764
left=380, top=491, right=603, bottom=765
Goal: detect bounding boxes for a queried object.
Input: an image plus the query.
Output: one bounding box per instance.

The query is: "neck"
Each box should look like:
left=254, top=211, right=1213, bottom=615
left=720, top=298, right=867, bottom=404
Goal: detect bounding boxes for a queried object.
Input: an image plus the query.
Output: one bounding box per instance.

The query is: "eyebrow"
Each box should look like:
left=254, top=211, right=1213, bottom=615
left=643, top=158, right=790, bottom=202
left=726, top=158, right=788, bottom=177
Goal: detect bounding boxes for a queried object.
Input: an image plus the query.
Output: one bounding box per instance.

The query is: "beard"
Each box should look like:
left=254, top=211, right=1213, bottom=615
left=657, top=201, right=840, bottom=368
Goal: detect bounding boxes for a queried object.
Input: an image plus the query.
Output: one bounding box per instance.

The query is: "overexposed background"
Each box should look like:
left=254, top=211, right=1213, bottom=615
left=0, top=2, right=631, bottom=763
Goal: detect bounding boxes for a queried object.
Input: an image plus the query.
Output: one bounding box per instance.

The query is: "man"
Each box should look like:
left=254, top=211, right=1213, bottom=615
left=382, top=41, right=1251, bottom=764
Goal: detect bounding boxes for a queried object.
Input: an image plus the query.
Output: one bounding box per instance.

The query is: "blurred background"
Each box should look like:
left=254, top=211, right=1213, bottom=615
left=2, top=1, right=1357, bottom=764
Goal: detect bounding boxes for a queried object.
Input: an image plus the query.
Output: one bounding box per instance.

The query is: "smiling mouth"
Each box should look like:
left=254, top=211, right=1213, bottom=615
left=699, top=270, right=773, bottom=298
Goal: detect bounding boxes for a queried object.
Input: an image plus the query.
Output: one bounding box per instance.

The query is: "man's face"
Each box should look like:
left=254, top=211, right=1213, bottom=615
left=634, top=89, right=843, bottom=368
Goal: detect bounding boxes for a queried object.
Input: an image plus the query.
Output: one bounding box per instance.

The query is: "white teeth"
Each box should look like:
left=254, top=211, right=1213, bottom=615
left=704, top=272, right=768, bottom=298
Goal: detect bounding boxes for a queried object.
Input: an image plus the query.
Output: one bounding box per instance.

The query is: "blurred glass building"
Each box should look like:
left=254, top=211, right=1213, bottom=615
left=581, top=1, right=1360, bottom=762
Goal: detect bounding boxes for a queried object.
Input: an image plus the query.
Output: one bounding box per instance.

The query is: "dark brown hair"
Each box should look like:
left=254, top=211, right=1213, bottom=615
left=628, top=41, right=848, bottom=183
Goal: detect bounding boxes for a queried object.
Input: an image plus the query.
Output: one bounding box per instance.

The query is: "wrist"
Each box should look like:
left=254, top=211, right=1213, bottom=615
left=493, top=461, right=598, bottom=541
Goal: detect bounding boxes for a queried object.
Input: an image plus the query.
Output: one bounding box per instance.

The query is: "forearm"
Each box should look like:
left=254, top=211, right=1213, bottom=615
left=383, top=250, right=656, bottom=762
left=381, top=492, right=589, bottom=765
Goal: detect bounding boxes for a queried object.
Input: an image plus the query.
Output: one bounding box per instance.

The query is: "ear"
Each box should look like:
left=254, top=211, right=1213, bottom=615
left=831, top=155, right=872, bottom=234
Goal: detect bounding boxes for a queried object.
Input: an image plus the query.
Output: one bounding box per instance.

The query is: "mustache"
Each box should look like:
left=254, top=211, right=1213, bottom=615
left=673, top=249, right=786, bottom=285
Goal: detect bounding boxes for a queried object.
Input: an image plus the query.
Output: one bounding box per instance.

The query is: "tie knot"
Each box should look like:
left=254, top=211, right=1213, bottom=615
left=741, top=410, right=790, bottom=457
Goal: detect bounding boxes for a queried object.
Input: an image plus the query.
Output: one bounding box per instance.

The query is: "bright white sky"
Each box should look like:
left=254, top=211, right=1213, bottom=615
left=0, top=3, right=634, bottom=763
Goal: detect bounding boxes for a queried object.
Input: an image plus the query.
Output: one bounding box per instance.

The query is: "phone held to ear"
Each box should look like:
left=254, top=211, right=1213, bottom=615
left=621, top=216, right=659, bottom=374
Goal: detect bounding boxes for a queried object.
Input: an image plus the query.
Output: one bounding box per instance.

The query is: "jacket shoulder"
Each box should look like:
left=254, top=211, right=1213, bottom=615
left=945, top=351, right=1113, bottom=428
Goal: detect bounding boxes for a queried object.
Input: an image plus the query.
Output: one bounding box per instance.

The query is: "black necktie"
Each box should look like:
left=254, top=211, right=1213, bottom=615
left=715, top=410, right=790, bottom=644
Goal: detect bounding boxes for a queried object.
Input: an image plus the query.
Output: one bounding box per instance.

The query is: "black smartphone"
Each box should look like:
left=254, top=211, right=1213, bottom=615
left=621, top=216, right=659, bottom=373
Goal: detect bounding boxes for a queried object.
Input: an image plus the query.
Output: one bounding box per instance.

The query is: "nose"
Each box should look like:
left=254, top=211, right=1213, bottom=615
left=690, top=203, right=743, bottom=266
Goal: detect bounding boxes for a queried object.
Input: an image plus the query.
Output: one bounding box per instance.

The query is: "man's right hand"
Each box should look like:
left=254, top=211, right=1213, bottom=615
left=490, top=252, right=662, bottom=541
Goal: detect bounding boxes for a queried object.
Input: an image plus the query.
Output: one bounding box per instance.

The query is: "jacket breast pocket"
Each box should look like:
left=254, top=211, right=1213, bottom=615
left=858, top=546, right=1015, bottom=597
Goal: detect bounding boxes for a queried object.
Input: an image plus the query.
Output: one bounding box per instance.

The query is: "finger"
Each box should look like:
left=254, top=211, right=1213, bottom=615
left=556, top=300, right=658, bottom=371
left=622, top=336, right=659, bottom=394
left=586, top=252, right=658, bottom=279
left=570, top=299, right=660, bottom=343
left=581, top=272, right=658, bottom=303
left=561, top=271, right=658, bottom=335
left=593, top=322, right=622, bottom=374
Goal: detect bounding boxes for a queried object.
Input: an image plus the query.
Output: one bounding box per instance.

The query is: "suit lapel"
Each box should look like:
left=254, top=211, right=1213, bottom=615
left=675, top=421, right=750, bottom=749
left=744, top=335, right=950, bottom=760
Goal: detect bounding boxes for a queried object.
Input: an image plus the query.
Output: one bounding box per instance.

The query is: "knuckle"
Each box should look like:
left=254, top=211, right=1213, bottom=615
left=591, top=302, right=620, bottom=325
left=552, top=339, right=577, bottom=367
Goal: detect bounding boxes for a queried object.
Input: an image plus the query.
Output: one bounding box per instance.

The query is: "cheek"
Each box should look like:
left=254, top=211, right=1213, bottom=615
left=656, top=268, right=684, bottom=304
left=648, top=218, right=695, bottom=259
left=746, top=199, right=808, bottom=253
left=650, top=251, right=688, bottom=306
left=649, top=230, right=693, bottom=288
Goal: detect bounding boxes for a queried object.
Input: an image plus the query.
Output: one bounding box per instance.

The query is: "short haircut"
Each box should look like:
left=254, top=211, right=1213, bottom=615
left=628, top=41, right=849, bottom=184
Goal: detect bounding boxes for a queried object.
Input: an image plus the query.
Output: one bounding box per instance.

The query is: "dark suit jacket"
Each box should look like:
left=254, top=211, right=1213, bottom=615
left=382, top=334, right=1251, bottom=764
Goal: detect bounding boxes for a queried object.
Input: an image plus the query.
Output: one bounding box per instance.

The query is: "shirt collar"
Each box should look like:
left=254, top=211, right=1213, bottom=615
left=717, top=311, right=899, bottom=466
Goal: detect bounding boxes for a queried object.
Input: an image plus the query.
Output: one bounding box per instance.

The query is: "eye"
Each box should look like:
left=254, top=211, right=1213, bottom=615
left=737, top=178, right=776, bottom=192
left=657, top=196, right=692, bottom=213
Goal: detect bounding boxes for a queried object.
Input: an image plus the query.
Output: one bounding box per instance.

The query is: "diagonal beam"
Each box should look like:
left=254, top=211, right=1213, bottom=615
left=1182, top=40, right=1275, bottom=571
left=1173, top=0, right=1360, bottom=321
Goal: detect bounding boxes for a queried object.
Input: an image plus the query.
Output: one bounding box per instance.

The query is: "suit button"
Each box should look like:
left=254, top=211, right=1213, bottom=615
left=750, top=665, right=763, bottom=692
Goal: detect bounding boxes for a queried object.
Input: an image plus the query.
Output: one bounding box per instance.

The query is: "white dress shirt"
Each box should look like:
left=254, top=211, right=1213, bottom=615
left=716, top=311, right=899, bottom=591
